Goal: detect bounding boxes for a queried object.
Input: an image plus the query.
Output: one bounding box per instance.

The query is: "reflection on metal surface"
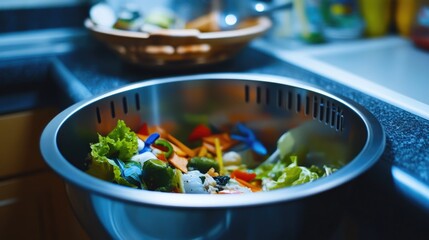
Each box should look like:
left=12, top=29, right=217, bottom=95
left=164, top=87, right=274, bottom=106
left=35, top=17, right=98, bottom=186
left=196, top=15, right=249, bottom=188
left=392, top=166, right=429, bottom=211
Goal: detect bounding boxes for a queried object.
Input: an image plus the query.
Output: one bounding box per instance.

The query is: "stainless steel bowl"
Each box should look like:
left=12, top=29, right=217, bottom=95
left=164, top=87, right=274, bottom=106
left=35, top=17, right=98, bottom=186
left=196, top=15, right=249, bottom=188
left=40, top=73, right=385, bottom=240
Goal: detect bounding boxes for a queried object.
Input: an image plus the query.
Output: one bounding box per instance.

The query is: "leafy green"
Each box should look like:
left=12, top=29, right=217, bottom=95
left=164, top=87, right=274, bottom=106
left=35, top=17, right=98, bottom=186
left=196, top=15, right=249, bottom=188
left=86, top=120, right=139, bottom=187
left=104, top=120, right=138, bottom=160
left=86, top=157, right=115, bottom=181
left=255, top=156, right=332, bottom=191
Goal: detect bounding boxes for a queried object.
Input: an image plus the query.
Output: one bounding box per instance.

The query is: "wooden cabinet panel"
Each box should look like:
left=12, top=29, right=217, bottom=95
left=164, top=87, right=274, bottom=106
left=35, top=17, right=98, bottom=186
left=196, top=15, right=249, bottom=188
left=0, top=171, right=90, bottom=240
left=0, top=107, right=90, bottom=239
left=0, top=172, right=55, bottom=239
left=0, top=108, right=57, bottom=178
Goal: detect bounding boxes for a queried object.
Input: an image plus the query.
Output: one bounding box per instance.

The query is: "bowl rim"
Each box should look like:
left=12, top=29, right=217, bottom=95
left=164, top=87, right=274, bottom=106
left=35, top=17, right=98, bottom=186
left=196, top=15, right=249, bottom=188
left=84, top=17, right=272, bottom=40
left=40, top=73, right=385, bottom=208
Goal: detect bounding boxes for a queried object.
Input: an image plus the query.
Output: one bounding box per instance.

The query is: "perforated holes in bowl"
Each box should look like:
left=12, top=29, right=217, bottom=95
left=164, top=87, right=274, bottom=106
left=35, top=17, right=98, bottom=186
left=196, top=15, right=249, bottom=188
left=296, top=94, right=301, bottom=113
left=319, top=98, right=325, bottom=122
left=265, top=88, right=270, bottom=105
left=122, top=97, right=128, bottom=114
left=305, top=96, right=310, bottom=115
left=245, top=85, right=250, bottom=103
left=287, top=91, right=292, bottom=110
left=96, top=107, right=101, bottom=124
left=244, top=84, right=344, bottom=132
left=256, top=86, right=261, bottom=104
left=110, top=101, right=116, bottom=119
left=135, top=93, right=141, bottom=111
left=277, top=89, right=283, bottom=108
left=95, top=95, right=136, bottom=124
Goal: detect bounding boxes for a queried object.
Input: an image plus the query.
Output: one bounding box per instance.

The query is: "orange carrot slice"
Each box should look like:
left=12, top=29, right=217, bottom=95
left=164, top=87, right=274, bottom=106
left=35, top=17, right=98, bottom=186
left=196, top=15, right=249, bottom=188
left=233, top=177, right=262, bottom=192
left=203, top=142, right=216, bottom=154
left=170, top=142, right=188, bottom=157
left=167, top=134, right=195, bottom=157
left=203, top=133, right=238, bottom=151
left=169, top=153, right=188, bottom=173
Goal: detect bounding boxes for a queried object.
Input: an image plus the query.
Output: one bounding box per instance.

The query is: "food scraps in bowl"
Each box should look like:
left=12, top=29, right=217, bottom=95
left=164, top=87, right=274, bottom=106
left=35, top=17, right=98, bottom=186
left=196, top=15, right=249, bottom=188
left=85, top=120, right=340, bottom=194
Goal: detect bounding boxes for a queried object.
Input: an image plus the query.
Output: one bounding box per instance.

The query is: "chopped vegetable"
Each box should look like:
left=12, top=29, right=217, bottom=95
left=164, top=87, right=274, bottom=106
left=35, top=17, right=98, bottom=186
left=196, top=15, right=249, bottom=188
left=203, top=133, right=236, bottom=152
left=171, top=169, right=185, bottom=193
left=188, top=124, right=212, bottom=142
left=214, top=138, right=225, bottom=176
left=230, top=169, right=256, bottom=182
left=137, top=122, right=149, bottom=135
left=153, top=139, right=173, bottom=159
left=233, top=177, right=262, bottom=192
left=255, top=156, right=321, bottom=191
left=85, top=120, right=340, bottom=194
left=188, top=156, right=219, bottom=173
left=169, top=153, right=188, bottom=173
left=86, top=120, right=138, bottom=185
left=222, top=151, right=242, bottom=166
left=142, top=159, right=175, bottom=192
left=198, top=145, right=208, bottom=157
left=167, top=134, right=195, bottom=157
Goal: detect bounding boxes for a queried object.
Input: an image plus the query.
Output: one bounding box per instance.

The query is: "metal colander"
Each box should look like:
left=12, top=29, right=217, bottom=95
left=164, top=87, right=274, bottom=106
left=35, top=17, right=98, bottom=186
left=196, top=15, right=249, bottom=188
left=41, top=73, right=385, bottom=240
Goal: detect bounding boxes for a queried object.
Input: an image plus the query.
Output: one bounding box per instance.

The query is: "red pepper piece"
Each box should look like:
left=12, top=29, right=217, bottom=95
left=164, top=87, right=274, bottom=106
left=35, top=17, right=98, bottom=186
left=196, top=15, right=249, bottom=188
left=137, top=123, right=149, bottom=135
left=230, top=169, right=256, bottom=182
left=188, top=124, right=212, bottom=142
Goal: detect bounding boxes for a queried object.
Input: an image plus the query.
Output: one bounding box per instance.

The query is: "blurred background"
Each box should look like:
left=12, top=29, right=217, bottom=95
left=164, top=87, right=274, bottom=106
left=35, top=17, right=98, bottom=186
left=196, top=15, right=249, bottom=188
left=1, top=0, right=428, bottom=47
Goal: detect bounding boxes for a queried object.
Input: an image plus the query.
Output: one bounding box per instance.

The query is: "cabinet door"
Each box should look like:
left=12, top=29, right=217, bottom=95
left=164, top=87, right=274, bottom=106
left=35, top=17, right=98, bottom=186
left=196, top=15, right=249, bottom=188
left=0, top=108, right=56, bottom=178
left=0, top=108, right=90, bottom=239
left=0, top=171, right=90, bottom=240
left=0, top=172, right=55, bottom=239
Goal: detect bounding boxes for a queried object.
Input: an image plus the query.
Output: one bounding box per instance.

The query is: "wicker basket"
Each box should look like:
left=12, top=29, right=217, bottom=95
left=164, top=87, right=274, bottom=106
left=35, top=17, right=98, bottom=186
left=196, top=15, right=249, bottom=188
left=84, top=17, right=272, bottom=69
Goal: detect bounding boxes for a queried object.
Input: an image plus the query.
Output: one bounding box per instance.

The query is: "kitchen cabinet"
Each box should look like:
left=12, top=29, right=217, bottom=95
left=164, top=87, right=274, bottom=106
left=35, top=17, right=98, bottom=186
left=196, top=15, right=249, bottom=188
left=0, top=108, right=89, bottom=240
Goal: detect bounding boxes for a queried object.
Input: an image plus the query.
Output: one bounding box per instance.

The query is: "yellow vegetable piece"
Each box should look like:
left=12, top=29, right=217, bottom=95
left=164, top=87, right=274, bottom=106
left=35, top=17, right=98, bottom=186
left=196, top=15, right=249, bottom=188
left=214, top=138, right=224, bottom=176
left=198, top=145, right=207, bottom=157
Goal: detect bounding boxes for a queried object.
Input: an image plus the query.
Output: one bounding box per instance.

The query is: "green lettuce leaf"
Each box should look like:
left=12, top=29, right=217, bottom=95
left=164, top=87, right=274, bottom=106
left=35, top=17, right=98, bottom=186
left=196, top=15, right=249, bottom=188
left=105, top=120, right=138, bottom=161
left=86, top=156, right=115, bottom=181
left=256, top=156, right=323, bottom=191
left=86, top=120, right=139, bottom=187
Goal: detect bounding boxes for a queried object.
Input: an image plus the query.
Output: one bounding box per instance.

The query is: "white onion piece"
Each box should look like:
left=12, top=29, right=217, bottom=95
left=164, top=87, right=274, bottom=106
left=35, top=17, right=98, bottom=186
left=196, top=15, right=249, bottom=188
left=131, top=151, right=157, bottom=166
left=182, top=170, right=207, bottom=194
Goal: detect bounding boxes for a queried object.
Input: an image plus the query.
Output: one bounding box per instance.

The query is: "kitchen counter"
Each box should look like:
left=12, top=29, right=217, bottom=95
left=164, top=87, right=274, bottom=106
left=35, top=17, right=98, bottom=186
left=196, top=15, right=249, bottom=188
left=2, top=28, right=429, bottom=239
left=254, top=36, right=429, bottom=121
